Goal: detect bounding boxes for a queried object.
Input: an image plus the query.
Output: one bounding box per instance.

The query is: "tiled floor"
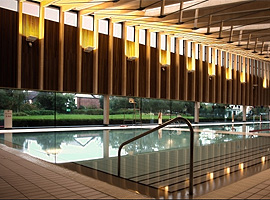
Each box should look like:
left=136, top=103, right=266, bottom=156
left=0, top=144, right=150, bottom=199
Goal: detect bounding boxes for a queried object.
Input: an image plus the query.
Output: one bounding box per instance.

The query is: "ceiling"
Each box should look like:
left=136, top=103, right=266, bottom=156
left=37, top=0, right=270, bottom=62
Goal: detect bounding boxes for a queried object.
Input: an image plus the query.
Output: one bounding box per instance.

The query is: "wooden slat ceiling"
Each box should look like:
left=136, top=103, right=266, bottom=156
left=39, top=0, right=270, bottom=61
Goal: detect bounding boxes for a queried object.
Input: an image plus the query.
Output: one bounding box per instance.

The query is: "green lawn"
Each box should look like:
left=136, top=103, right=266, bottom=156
left=11, top=113, right=194, bottom=121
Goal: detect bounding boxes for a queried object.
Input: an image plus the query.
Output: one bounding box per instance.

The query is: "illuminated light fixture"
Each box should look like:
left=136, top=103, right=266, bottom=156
left=240, top=57, right=246, bottom=83
left=126, top=40, right=138, bottom=62
left=226, top=53, right=232, bottom=80
left=262, top=156, right=266, bottom=163
left=208, top=48, right=216, bottom=77
left=209, top=172, right=214, bottom=180
left=164, top=186, right=169, bottom=192
left=263, top=77, right=268, bottom=88
left=226, top=167, right=230, bottom=174
left=240, top=71, right=246, bottom=83
left=226, top=67, right=232, bottom=80
left=239, top=163, right=244, bottom=170
left=84, top=46, right=95, bottom=53
left=187, top=57, right=195, bottom=72
left=160, top=49, right=170, bottom=68
left=45, top=148, right=61, bottom=155
left=26, top=36, right=37, bottom=47
left=208, top=62, right=215, bottom=77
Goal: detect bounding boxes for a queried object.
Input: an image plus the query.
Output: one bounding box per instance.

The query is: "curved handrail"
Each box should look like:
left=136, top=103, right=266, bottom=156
left=117, top=116, right=194, bottom=195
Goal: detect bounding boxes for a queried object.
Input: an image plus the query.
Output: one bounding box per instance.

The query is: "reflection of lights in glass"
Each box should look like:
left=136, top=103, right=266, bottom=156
left=239, top=163, right=244, bottom=170
left=167, top=139, right=173, bottom=145
left=165, top=186, right=169, bottom=192
left=226, top=167, right=230, bottom=174
left=262, top=156, right=266, bottom=163
left=209, top=172, right=214, bottom=180
left=45, top=148, right=61, bottom=155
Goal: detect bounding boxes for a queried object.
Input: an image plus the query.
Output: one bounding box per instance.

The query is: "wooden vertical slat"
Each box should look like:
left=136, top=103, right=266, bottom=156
left=108, top=19, right=113, bottom=95
left=210, top=47, right=216, bottom=103
left=198, top=43, right=203, bottom=102
left=253, top=60, right=258, bottom=106
left=76, top=11, right=82, bottom=93
left=58, top=8, right=64, bottom=91
left=216, top=49, right=222, bottom=103
left=203, top=46, right=209, bottom=103
left=246, top=58, right=250, bottom=105
left=189, top=42, right=196, bottom=101
left=250, top=59, right=254, bottom=105
left=93, top=16, right=99, bottom=94
left=121, top=21, right=127, bottom=96
left=241, top=57, right=246, bottom=105
left=146, top=29, right=151, bottom=98
left=227, top=52, right=233, bottom=104
left=258, top=61, right=261, bottom=106
left=39, top=4, right=45, bottom=90
left=156, top=32, right=161, bottom=99
left=263, top=62, right=266, bottom=105
left=266, top=64, right=268, bottom=106
left=166, top=35, right=171, bottom=99
left=222, top=51, right=227, bottom=104
left=183, top=40, right=188, bottom=101
left=237, top=60, right=242, bottom=106
left=0, top=8, right=18, bottom=88
left=81, top=30, right=93, bottom=94
left=232, top=54, right=237, bottom=105
left=98, top=34, right=109, bottom=94
left=260, top=62, right=264, bottom=106
left=175, top=37, right=180, bottom=100
left=17, top=0, right=23, bottom=89
left=134, top=26, right=140, bottom=97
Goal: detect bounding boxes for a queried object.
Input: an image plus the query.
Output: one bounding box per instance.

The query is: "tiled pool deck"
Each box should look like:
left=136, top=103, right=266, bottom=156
left=0, top=144, right=150, bottom=199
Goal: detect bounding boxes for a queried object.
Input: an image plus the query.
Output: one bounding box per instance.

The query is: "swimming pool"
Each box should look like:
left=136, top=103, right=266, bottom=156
left=0, top=122, right=269, bottom=199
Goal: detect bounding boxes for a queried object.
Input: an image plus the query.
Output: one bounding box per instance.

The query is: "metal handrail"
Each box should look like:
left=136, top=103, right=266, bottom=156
left=117, top=116, right=194, bottom=195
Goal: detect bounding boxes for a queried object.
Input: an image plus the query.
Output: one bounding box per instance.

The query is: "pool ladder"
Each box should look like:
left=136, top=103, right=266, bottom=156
left=117, top=116, right=194, bottom=195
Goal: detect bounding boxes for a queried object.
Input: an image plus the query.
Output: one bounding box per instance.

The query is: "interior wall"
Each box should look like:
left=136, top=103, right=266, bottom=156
left=0, top=8, right=269, bottom=106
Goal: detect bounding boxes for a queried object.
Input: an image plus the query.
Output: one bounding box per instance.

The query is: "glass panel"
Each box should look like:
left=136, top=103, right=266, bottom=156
left=45, top=6, right=59, bottom=22
left=161, top=34, right=166, bottom=50
left=23, top=1, right=39, bottom=17
left=150, top=32, right=156, bottom=48
left=0, top=0, right=17, bottom=11
left=187, top=41, right=191, bottom=57
left=82, top=15, right=93, bottom=31
left=202, top=45, right=206, bottom=61
left=215, top=49, right=218, bottom=65
left=208, top=47, right=212, bottom=63
left=64, top=11, right=77, bottom=27
left=179, top=39, right=184, bottom=55
left=195, top=43, right=199, bottom=59
left=113, top=23, right=122, bottom=38
left=127, top=26, right=135, bottom=42
left=139, top=29, right=146, bottom=45
left=98, top=19, right=108, bottom=34
left=171, top=37, right=175, bottom=53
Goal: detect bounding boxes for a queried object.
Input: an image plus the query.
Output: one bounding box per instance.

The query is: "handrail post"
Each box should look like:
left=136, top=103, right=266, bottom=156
left=117, top=116, right=194, bottom=195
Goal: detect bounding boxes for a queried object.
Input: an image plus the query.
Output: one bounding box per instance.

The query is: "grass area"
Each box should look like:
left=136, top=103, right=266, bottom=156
left=11, top=114, right=194, bottom=120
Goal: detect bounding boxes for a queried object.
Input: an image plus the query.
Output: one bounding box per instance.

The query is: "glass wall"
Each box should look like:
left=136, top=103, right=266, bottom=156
left=0, top=88, right=269, bottom=128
